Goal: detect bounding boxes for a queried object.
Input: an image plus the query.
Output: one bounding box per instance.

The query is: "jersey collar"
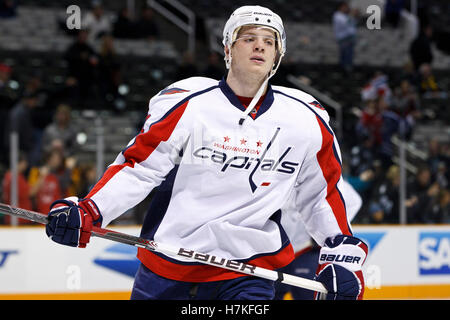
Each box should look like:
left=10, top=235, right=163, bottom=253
left=218, top=78, right=274, bottom=121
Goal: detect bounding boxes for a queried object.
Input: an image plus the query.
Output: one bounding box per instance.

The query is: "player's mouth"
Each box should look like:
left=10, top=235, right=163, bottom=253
left=250, top=56, right=265, bottom=64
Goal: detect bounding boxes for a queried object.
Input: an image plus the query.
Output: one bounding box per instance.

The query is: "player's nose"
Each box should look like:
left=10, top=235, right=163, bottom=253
left=253, top=39, right=265, bottom=52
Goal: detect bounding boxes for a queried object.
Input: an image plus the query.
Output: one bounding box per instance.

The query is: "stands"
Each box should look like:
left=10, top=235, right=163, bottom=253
left=0, top=1, right=448, bottom=225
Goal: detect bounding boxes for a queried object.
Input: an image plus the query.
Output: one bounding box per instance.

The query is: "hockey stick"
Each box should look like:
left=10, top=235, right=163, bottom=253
left=0, top=203, right=327, bottom=294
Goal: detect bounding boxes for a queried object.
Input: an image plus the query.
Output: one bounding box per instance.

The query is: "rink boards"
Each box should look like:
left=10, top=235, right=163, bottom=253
left=0, top=225, right=449, bottom=300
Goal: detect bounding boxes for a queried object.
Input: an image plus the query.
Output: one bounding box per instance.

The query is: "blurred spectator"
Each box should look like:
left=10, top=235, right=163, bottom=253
left=384, top=0, right=405, bottom=28
left=82, top=0, right=112, bottom=44
left=97, top=34, right=122, bottom=104
left=22, top=71, right=47, bottom=106
left=64, top=161, right=97, bottom=205
left=4, top=92, right=39, bottom=163
left=41, top=104, right=79, bottom=158
left=356, top=71, right=390, bottom=152
left=409, top=25, right=433, bottom=71
left=348, top=141, right=377, bottom=180
left=51, top=138, right=77, bottom=195
left=28, top=148, right=66, bottom=213
left=49, top=75, right=80, bottom=108
left=51, top=140, right=76, bottom=197
left=113, top=7, right=137, bottom=39
left=358, top=71, right=413, bottom=169
left=429, top=138, right=449, bottom=171
left=361, top=72, right=393, bottom=104
left=22, top=73, right=53, bottom=166
left=78, top=162, right=97, bottom=196
left=434, top=161, right=448, bottom=190
left=427, top=138, right=448, bottom=177
left=0, top=63, right=16, bottom=106
left=202, top=51, right=225, bottom=80
left=392, top=80, right=421, bottom=133
left=378, top=102, right=401, bottom=167
left=399, top=61, right=420, bottom=90
left=427, top=189, right=450, bottom=223
left=417, top=63, right=447, bottom=99
left=332, top=1, right=358, bottom=74
left=1, top=152, right=33, bottom=224
left=0, top=0, right=17, bottom=18
left=136, top=7, right=160, bottom=40
left=356, top=98, right=383, bottom=150
left=393, top=80, right=420, bottom=116
left=345, top=152, right=380, bottom=223
left=367, top=165, right=401, bottom=224
left=0, top=63, right=18, bottom=165
left=406, top=165, right=440, bottom=223
left=378, top=100, right=415, bottom=170
left=64, top=29, right=99, bottom=105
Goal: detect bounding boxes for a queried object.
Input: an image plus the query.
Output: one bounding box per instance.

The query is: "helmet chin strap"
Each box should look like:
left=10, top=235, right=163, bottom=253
left=238, top=76, right=268, bottom=125
left=238, top=53, right=283, bottom=126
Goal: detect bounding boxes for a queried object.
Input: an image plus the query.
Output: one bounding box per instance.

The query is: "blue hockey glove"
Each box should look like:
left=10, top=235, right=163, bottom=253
left=314, top=235, right=368, bottom=300
left=46, top=197, right=102, bottom=248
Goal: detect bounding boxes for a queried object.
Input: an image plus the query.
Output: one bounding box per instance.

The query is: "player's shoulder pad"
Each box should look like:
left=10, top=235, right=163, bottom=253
left=168, top=76, right=219, bottom=92
left=153, top=77, right=218, bottom=102
left=272, top=85, right=330, bottom=122
left=147, top=77, right=219, bottom=116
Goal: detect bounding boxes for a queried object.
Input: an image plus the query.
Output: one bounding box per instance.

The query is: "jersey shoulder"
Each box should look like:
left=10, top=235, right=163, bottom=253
left=148, top=77, right=219, bottom=116
left=272, top=85, right=330, bottom=122
left=155, top=77, right=218, bottom=101
left=161, top=77, right=219, bottom=94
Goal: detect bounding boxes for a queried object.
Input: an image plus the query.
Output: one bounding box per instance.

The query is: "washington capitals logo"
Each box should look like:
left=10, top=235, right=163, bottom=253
left=193, top=127, right=300, bottom=193
left=309, top=100, right=325, bottom=110
left=159, top=87, right=190, bottom=95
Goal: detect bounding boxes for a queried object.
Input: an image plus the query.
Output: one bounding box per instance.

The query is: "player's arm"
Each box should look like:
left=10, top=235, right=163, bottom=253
left=293, top=104, right=367, bottom=299
left=46, top=92, right=192, bottom=248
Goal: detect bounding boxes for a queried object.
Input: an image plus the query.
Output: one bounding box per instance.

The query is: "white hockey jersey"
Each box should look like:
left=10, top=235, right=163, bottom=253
left=281, top=179, right=362, bottom=255
left=86, top=77, right=352, bottom=282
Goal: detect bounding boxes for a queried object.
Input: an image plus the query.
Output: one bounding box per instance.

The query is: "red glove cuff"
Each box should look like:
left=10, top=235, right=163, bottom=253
left=78, top=198, right=103, bottom=248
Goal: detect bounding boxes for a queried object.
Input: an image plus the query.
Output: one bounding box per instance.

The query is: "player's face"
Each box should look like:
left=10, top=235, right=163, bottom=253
left=229, top=26, right=277, bottom=79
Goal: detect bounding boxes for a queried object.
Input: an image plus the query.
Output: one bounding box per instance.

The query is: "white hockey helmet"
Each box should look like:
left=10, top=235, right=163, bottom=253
left=222, top=5, right=286, bottom=72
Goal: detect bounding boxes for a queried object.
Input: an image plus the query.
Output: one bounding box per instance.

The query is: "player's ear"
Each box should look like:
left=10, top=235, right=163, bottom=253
left=224, top=46, right=230, bottom=58
left=224, top=45, right=232, bottom=69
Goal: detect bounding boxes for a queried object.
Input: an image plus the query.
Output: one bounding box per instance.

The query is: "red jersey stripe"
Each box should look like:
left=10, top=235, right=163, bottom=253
left=315, top=116, right=351, bottom=236
left=122, top=100, right=189, bottom=164
left=86, top=101, right=189, bottom=198
left=86, top=164, right=130, bottom=198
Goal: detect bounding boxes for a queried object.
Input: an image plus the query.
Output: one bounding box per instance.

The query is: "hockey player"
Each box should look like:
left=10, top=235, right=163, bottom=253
left=45, top=6, right=368, bottom=300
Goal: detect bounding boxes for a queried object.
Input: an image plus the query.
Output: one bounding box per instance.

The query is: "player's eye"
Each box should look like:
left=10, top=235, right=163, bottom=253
left=238, top=35, right=275, bottom=46
left=264, top=38, right=274, bottom=46
left=241, top=35, right=255, bottom=42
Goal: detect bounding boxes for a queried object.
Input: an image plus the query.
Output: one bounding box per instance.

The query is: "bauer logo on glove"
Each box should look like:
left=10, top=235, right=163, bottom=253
left=314, top=235, right=368, bottom=300
left=319, top=253, right=363, bottom=264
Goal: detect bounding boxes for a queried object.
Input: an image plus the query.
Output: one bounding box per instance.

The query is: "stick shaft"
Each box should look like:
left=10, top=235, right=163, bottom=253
left=0, top=203, right=327, bottom=293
